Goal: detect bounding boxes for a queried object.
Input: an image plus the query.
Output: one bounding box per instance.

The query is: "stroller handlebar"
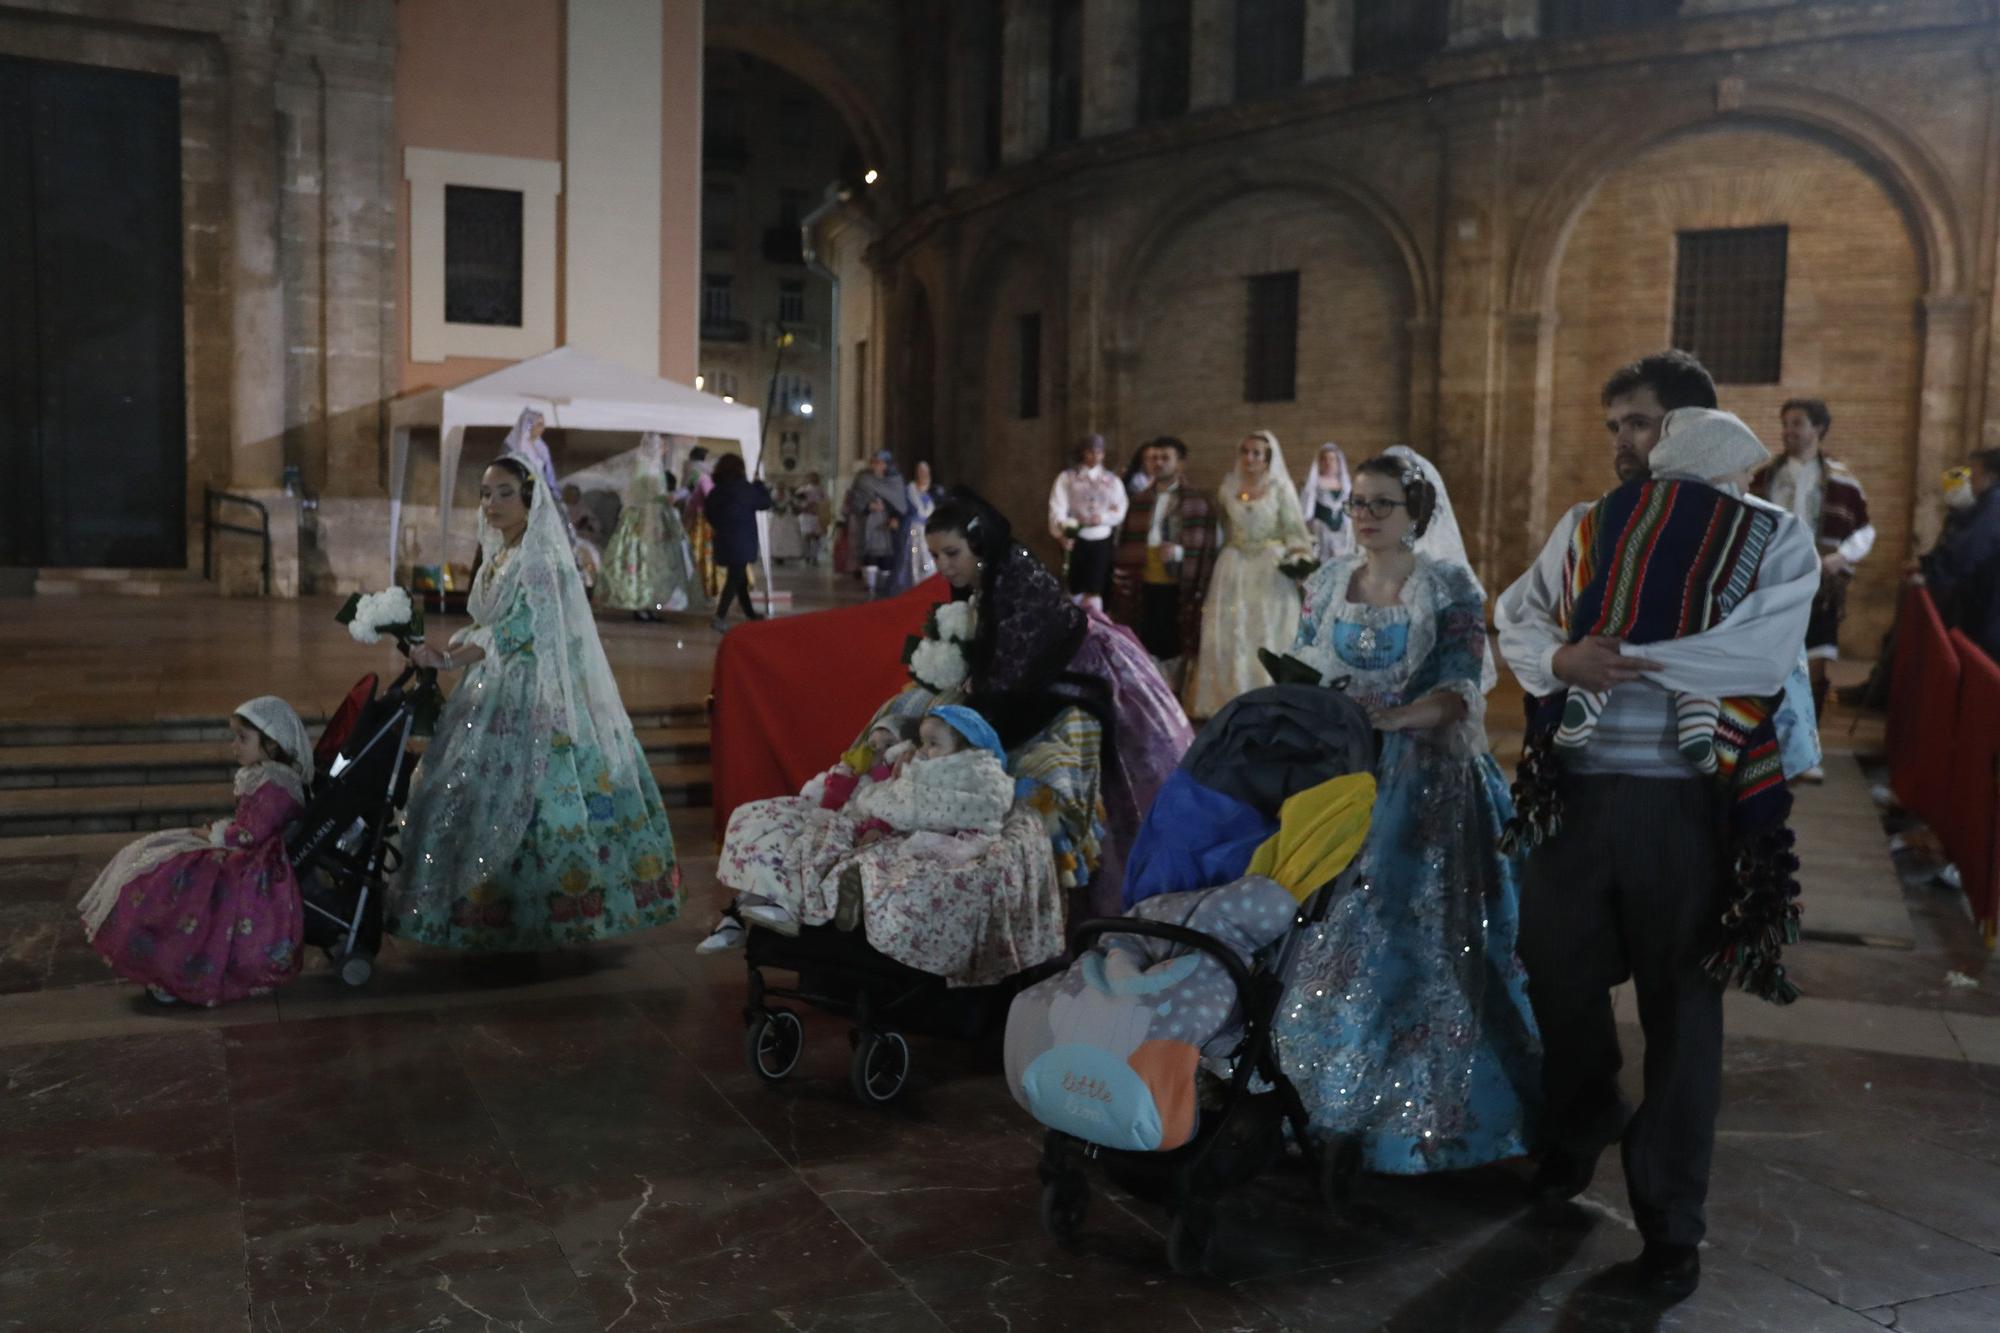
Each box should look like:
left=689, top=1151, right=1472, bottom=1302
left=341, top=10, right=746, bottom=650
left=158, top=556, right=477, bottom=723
left=1070, top=916, right=1257, bottom=996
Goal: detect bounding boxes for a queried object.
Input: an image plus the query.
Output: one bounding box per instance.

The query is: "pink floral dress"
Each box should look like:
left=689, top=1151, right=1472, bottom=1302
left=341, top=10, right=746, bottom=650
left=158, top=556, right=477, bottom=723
left=81, top=764, right=306, bottom=1006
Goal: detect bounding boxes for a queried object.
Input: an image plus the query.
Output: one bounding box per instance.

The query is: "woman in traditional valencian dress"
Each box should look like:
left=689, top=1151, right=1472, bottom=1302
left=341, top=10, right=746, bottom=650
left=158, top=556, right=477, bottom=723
left=600, top=433, right=704, bottom=621
left=1188, top=430, right=1315, bottom=718
left=1272, top=449, right=1539, bottom=1174
left=925, top=491, right=1193, bottom=910
left=1299, top=441, right=1357, bottom=566
left=79, top=697, right=314, bottom=1006
left=896, top=459, right=943, bottom=591
left=392, top=454, right=680, bottom=952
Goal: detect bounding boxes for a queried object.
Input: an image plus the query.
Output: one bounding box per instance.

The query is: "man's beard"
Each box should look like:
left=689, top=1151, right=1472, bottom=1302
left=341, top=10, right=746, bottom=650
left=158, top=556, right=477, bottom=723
left=1614, top=454, right=1648, bottom=484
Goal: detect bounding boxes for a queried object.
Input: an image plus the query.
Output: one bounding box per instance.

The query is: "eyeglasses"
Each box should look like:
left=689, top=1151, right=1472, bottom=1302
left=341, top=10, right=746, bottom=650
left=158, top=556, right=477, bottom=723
left=1343, top=497, right=1408, bottom=519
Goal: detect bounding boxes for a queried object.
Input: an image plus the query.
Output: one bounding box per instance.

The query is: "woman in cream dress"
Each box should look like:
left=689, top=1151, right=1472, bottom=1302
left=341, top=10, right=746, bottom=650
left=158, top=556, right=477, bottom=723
left=1187, top=430, right=1314, bottom=718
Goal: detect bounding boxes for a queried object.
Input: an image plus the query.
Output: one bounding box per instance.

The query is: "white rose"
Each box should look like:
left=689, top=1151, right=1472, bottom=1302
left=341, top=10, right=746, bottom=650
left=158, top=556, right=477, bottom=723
left=347, top=618, right=381, bottom=644
left=933, top=601, right=976, bottom=642
left=910, top=638, right=969, bottom=693
left=378, top=587, right=412, bottom=623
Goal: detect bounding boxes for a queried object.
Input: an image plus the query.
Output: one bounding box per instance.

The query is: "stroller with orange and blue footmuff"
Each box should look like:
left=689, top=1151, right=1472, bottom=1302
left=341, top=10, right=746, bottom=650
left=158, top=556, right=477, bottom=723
left=1003, top=684, right=1379, bottom=1275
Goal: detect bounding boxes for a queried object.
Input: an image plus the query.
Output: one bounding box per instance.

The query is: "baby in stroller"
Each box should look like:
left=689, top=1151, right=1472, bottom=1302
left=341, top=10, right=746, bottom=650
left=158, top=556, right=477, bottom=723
left=801, top=717, right=918, bottom=812
left=733, top=704, right=1020, bottom=937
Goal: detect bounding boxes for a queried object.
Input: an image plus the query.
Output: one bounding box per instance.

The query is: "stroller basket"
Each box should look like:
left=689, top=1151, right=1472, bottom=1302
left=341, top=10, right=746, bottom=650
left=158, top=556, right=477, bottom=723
left=288, top=669, right=424, bottom=988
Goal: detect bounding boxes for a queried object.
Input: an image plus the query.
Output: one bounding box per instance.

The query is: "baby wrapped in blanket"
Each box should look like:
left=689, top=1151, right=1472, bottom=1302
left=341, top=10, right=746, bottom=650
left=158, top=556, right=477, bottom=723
left=1555, top=407, right=1816, bottom=777
left=736, top=705, right=1016, bottom=935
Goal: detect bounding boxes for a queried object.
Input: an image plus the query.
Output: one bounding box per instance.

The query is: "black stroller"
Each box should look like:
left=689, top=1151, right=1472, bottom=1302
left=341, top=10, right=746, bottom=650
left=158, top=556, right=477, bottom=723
left=1016, top=685, right=1379, bottom=1275
left=744, top=924, right=1061, bottom=1105
left=741, top=694, right=1103, bottom=1106
left=287, top=669, right=426, bottom=987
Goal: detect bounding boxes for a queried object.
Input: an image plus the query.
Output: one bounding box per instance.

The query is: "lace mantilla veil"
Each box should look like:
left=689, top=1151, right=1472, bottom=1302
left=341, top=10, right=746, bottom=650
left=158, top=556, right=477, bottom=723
left=1383, top=444, right=1498, bottom=695
left=396, top=450, right=644, bottom=910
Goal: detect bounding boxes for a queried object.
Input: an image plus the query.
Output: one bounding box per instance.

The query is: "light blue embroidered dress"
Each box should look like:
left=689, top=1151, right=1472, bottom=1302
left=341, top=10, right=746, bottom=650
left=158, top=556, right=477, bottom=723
left=1272, top=553, right=1541, bottom=1173
left=390, top=460, right=680, bottom=952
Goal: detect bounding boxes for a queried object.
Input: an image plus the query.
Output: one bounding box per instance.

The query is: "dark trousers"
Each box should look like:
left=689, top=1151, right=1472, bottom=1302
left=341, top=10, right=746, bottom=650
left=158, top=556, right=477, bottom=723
left=1516, top=774, right=1725, bottom=1248
left=716, top=563, right=756, bottom=620
left=1137, top=583, right=1183, bottom=660
left=1067, top=536, right=1115, bottom=597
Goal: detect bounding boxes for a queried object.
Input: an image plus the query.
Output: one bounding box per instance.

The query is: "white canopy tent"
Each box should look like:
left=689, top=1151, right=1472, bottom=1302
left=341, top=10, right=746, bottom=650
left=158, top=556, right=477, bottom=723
left=385, top=346, right=768, bottom=599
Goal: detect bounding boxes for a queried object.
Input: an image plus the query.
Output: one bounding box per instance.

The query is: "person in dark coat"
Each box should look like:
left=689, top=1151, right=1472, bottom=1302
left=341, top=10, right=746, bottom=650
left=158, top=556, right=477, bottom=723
left=1922, top=449, right=2000, bottom=663
left=704, top=453, right=773, bottom=633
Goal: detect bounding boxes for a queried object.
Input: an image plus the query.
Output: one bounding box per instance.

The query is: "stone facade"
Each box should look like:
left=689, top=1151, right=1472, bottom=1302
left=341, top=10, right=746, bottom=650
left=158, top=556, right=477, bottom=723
left=0, top=0, right=397, bottom=590
left=849, top=0, right=2000, bottom=654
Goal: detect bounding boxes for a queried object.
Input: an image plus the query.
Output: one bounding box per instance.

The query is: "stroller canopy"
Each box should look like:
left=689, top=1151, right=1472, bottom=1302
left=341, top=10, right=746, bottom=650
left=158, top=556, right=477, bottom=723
left=1123, top=685, right=1377, bottom=909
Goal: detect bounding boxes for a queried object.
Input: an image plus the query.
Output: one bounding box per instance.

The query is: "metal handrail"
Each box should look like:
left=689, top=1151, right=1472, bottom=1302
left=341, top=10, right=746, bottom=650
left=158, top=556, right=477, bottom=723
left=203, top=487, right=271, bottom=596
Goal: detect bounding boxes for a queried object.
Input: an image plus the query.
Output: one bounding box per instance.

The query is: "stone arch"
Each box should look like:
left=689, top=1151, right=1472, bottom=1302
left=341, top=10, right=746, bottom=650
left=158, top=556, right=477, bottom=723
left=1508, top=81, right=1969, bottom=313
left=1108, top=162, right=1434, bottom=355
left=1499, top=88, right=1967, bottom=649
left=705, top=19, right=895, bottom=187
left=1106, top=168, right=1430, bottom=482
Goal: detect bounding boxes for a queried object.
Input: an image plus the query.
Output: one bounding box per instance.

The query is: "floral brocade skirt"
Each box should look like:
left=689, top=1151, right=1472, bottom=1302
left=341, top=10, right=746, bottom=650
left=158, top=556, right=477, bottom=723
left=391, top=733, right=681, bottom=953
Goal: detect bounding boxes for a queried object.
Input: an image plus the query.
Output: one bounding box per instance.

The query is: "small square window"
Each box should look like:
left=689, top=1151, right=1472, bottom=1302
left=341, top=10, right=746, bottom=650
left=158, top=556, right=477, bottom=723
left=443, top=185, right=524, bottom=327
left=1673, top=226, right=1788, bottom=385
left=1245, top=272, right=1299, bottom=403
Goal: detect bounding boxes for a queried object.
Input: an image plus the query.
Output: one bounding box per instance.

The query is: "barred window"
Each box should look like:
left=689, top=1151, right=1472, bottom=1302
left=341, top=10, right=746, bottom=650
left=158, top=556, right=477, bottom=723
left=1353, top=0, right=1449, bottom=72
left=443, top=185, right=523, bottom=327
left=1137, top=0, right=1192, bottom=124
left=1236, top=0, right=1304, bottom=99
left=1018, top=313, right=1042, bottom=420
left=1673, top=226, right=1788, bottom=385
left=1244, top=271, right=1300, bottom=403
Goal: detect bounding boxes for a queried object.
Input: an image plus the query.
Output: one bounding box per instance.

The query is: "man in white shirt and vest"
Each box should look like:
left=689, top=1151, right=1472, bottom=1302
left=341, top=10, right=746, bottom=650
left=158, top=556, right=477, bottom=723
left=1496, top=350, right=1818, bottom=1301
left=1048, top=433, right=1129, bottom=614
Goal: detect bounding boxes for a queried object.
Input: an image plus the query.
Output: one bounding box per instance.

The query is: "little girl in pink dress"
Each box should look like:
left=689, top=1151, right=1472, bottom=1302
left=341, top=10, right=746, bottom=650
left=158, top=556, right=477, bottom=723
left=78, top=696, right=313, bottom=1006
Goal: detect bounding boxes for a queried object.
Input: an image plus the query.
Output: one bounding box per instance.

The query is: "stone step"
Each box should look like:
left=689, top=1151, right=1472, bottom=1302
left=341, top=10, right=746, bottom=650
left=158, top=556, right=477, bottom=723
left=34, top=567, right=218, bottom=599
left=0, top=760, right=712, bottom=839
left=0, top=725, right=710, bottom=790
left=0, top=703, right=704, bottom=749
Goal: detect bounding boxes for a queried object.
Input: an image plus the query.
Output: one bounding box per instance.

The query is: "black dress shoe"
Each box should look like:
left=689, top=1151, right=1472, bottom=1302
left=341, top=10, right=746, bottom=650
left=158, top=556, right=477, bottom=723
left=1608, top=1242, right=1701, bottom=1302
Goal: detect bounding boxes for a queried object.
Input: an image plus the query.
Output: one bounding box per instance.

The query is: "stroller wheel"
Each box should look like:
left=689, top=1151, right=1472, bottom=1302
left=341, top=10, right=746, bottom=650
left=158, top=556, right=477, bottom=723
left=331, top=950, right=373, bottom=988
left=746, top=1008, right=805, bottom=1084
left=1039, top=1175, right=1090, bottom=1248
left=1316, top=1134, right=1364, bottom=1208
left=1167, top=1200, right=1216, bottom=1277
left=849, top=1029, right=911, bottom=1105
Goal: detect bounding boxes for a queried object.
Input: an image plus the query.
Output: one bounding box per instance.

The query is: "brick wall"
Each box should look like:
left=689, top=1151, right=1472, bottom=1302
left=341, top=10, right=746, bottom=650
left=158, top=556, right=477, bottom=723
left=1122, top=187, right=1417, bottom=501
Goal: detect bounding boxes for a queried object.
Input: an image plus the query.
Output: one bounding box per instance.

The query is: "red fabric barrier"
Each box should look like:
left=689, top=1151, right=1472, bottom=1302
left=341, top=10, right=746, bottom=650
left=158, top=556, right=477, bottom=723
left=710, top=576, right=951, bottom=832
left=1946, top=630, right=2000, bottom=936
left=1887, top=585, right=1960, bottom=831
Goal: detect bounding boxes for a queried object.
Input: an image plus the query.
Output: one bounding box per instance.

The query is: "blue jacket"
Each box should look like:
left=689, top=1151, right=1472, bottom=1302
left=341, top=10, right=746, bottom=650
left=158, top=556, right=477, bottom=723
left=706, top=478, right=773, bottom=568
left=1925, top=486, right=2000, bottom=663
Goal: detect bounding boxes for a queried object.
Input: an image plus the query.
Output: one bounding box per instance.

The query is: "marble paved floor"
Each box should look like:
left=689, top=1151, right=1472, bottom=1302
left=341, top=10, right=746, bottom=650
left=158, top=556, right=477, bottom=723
left=5, top=589, right=2000, bottom=1331
left=6, top=824, right=2000, bottom=1333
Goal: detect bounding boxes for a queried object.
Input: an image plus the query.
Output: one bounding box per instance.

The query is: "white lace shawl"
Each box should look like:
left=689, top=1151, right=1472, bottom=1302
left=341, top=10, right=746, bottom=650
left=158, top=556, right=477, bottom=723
left=850, top=748, right=1014, bottom=835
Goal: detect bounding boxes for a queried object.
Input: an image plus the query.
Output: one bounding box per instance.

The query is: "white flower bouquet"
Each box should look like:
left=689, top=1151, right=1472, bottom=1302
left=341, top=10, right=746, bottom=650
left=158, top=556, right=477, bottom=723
left=336, top=586, right=422, bottom=648
left=902, top=599, right=976, bottom=694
